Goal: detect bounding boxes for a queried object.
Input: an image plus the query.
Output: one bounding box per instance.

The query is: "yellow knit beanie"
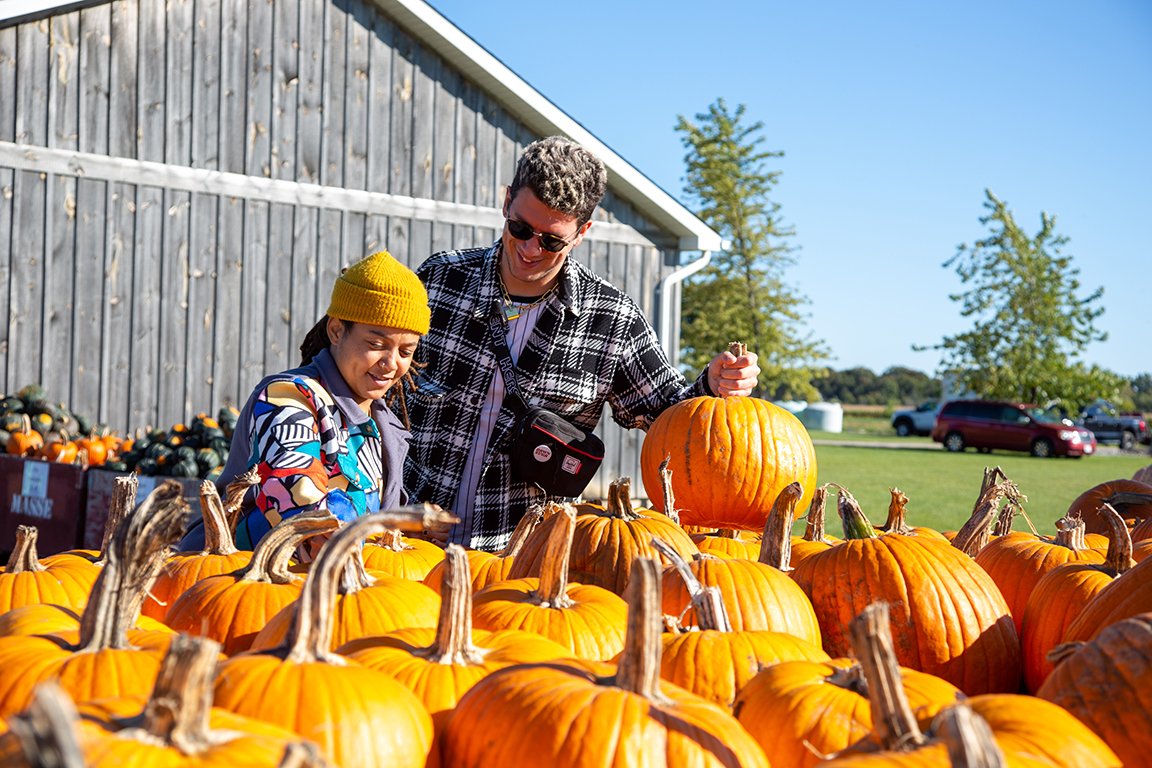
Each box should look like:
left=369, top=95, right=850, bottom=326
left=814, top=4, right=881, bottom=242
left=326, top=251, right=430, bottom=335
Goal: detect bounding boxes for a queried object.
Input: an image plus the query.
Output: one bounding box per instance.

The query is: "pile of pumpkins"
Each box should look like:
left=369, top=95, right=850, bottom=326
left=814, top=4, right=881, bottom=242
left=0, top=392, right=1148, bottom=768
left=1, top=383, right=239, bottom=481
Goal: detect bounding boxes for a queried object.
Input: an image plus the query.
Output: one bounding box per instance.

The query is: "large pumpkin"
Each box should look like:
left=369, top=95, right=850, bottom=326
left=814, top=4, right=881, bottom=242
left=1061, top=537, right=1152, bottom=645
left=0, top=526, right=98, bottom=615
left=360, top=529, right=445, bottom=580
left=442, top=557, right=770, bottom=768
left=1067, top=479, right=1152, bottom=534
left=640, top=377, right=817, bottom=530
left=423, top=503, right=548, bottom=594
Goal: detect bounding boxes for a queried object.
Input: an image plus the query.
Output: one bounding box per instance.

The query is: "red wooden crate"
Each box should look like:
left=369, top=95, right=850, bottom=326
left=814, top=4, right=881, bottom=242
left=0, top=455, right=86, bottom=556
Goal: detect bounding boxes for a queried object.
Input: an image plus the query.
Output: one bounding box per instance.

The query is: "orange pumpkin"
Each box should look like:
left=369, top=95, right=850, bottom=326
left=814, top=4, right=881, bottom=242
left=143, top=480, right=254, bottom=621
left=661, top=482, right=822, bottom=644
left=212, top=508, right=450, bottom=768
left=423, top=503, right=547, bottom=594
left=472, top=504, right=629, bottom=661
left=789, top=484, right=840, bottom=568
left=791, top=487, right=1021, bottom=695
left=360, top=528, right=445, bottom=580
left=38, top=430, right=78, bottom=464
left=1061, top=534, right=1152, bottom=645
left=1067, top=479, right=1152, bottom=534
left=0, top=526, right=98, bottom=615
left=74, top=432, right=108, bottom=466
left=0, top=482, right=189, bottom=718
left=442, top=557, right=770, bottom=768
left=41, top=474, right=138, bottom=573
left=5, top=415, right=42, bottom=456
left=640, top=372, right=817, bottom=531
left=163, top=511, right=339, bottom=655
left=338, top=544, right=571, bottom=737
left=510, top=477, right=699, bottom=596
left=689, top=527, right=761, bottom=560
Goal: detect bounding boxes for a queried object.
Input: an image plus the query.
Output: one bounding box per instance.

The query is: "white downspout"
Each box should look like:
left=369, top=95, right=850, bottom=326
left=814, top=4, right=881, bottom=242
left=657, top=250, right=712, bottom=363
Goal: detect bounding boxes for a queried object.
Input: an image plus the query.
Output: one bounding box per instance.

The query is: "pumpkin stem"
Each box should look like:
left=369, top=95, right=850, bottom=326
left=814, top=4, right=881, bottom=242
left=826, top=664, right=869, bottom=697
left=1100, top=491, right=1152, bottom=515
left=373, top=528, right=408, bottom=552
left=934, top=704, right=1009, bottom=768
left=1097, top=504, right=1133, bottom=577
left=718, top=528, right=740, bottom=539
left=1045, top=641, right=1084, bottom=667
left=501, top=504, right=547, bottom=558
left=802, top=485, right=832, bottom=543
left=531, top=504, right=577, bottom=608
left=879, top=488, right=912, bottom=535
left=425, top=544, right=485, bottom=665
left=758, top=481, right=801, bottom=570
left=612, top=557, right=671, bottom=704
left=282, top=504, right=459, bottom=664
left=222, top=468, right=261, bottom=534
left=991, top=499, right=1020, bottom=538
left=651, top=537, right=733, bottom=632
left=1051, top=514, right=1087, bottom=552
left=728, top=341, right=747, bottom=358
left=838, top=488, right=878, bottom=541
left=8, top=526, right=46, bottom=573
left=339, top=548, right=376, bottom=595
left=7, top=682, right=85, bottom=768
left=79, top=481, right=188, bottom=652
left=277, top=742, right=331, bottom=768
left=606, top=477, right=640, bottom=522
left=657, top=455, right=679, bottom=524
left=951, top=468, right=1025, bottom=557
left=198, top=481, right=239, bottom=556
left=239, top=510, right=340, bottom=585
left=136, top=634, right=220, bottom=752
left=97, top=474, right=138, bottom=565
left=849, top=602, right=926, bottom=751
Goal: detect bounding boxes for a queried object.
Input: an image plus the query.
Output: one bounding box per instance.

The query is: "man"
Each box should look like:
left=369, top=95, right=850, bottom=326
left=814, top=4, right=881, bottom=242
left=406, top=136, right=759, bottom=551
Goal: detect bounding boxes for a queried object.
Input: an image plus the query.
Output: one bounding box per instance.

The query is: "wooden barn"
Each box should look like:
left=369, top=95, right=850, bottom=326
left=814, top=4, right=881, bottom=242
left=0, top=0, right=722, bottom=497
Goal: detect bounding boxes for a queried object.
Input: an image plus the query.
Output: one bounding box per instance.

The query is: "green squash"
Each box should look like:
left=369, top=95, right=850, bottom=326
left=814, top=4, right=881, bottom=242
left=29, top=413, right=54, bottom=436
left=170, top=456, right=200, bottom=478
left=205, top=466, right=224, bottom=483
left=74, top=413, right=93, bottom=436
left=18, top=385, right=48, bottom=405
left=0, top=397, right=23, bottom=416
left=145, top=442, right=173, bottom=463
left=104, top=460, right=128, bottom=472
left=175, top=445, right=197, bottom=463
left=135, top=457, right=159, bottom=476
left=196, top=447, right=222, bottom=473
left=0, top=412, right=24, bottom=433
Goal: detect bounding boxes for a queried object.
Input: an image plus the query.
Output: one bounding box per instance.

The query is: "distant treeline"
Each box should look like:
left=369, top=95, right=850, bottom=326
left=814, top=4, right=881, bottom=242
left=811, top=367, right=942, bottom=406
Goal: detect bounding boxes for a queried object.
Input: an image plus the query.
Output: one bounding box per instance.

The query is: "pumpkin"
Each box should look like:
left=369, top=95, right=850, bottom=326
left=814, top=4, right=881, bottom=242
left=1038, top=612, right=1152, bottom=767
left=877, top=487, right=948, bottom=540
left=1131, top=514, right=1152, bottom=542
left=1060, top=532, right=1152, bottom=645
left=789, top=484, right=841, bottom=568
left=651, top=538, right=829, bottom=712
left=251, top=546, right=440, bottom=651
left=662, top=482, right=822, bottom=644
left=42, top=473, right=138, bottom=572
left=733, top=602, right=962, bottom=768
left=74, top=433, right=107, bottom=466
left=0, top=482, right=189, bottom=718
left=143, top=479, right=255, bottom=621
left=38, top=430, right=78, bottom=464
left=338, top=544, right=571, bottom=738
left=975, top=513, right=1105, bottom=637
left=472, top=503, right=629, bottom=661
left=0, top=603, right=172, bottom=639
left=423, top=503, right=548, bottom=594
left=0, top=636, right=318, bottom=768
left=442, top=557, right=771, bottom=768
left=212, top=507, right=452, bottom=768
left=510, top=477, right=699, bottom=596
left=0, top=527, right=98, bottom=615
left=1067, top=479, right=1152, bottom=534
left=791, top=486, right=1021, bottom=695
left=5, top=415, right=42, bottom=456
left=690, top=527, right=761, bottom=560
left=164, top=511, right=338, bottom=655
left=1020, top=505, right=1133, bottom=692
left=640, top=346, right=817, bottom=531
left=359, top=528, right=445, bottom=580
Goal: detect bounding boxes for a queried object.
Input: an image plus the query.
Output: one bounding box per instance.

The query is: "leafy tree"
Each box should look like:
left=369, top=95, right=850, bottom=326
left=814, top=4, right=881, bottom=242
left=915, top=190, right=1123, bottom=412
left=675, top=99, right=828, bottom=399
left=1129, top=373, right=1152, bottom=412
left=812, top=366, right=941, bottom=405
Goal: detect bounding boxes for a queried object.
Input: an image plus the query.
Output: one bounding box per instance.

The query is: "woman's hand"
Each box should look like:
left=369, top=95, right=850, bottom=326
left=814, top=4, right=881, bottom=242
left=411, top=504, right=453, bottom=547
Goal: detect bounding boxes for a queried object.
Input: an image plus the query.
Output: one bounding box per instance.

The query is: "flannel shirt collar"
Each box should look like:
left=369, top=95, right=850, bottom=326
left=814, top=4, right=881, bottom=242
left=472, top=240, right=583, bottom=320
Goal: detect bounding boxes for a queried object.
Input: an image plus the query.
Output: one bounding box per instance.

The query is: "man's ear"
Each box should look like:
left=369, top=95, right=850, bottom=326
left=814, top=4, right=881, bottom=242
left=501, top=187, right=512, bottom=218
left=574, top=218, right=593, bottom=246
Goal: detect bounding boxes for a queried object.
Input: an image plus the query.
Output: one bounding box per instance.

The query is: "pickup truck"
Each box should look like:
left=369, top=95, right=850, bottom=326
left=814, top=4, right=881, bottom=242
left=1077, top=401, right=1150, bottom=450
left=891, top=400, right=939, bottom=437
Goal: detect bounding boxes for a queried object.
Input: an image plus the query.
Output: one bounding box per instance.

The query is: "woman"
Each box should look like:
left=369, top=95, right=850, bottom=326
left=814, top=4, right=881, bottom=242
left=179, top=251, right=429, bottom=551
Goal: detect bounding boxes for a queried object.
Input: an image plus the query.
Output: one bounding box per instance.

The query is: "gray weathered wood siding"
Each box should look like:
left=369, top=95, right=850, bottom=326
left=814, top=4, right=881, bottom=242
left=0, top=0, right=686, bottom=499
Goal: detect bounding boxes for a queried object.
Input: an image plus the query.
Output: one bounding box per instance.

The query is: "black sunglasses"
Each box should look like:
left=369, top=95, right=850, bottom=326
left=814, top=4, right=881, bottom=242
left=505, top=217, right=580, bottom=253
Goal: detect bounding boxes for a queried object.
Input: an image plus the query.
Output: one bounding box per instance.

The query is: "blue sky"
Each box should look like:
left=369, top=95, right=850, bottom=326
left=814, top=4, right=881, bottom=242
left=428, top=0, right=1151, bottom=379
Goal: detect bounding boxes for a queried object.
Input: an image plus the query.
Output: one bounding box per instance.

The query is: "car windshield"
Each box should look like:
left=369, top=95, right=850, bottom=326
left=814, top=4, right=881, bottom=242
left=1028, top=408, right=1066, bottom=425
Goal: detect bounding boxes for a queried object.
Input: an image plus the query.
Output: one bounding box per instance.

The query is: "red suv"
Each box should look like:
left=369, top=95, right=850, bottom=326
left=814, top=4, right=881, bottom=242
left=931, top=400, right=1096, bottom=458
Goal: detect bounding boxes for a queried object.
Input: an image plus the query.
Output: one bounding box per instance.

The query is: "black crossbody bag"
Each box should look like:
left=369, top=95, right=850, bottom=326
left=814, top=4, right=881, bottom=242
left=487, top=310, right=604, bottom=498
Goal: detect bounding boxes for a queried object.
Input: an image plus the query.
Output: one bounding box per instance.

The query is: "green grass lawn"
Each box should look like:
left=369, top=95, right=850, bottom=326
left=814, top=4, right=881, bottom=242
left=808, top=430, right=935, bottom=445
left=805, top=444, right=1149, bottom=535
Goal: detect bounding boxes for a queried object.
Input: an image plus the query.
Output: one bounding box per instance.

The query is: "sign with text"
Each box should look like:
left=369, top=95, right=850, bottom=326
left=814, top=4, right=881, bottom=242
left=0, top=455, right=85, bottom=556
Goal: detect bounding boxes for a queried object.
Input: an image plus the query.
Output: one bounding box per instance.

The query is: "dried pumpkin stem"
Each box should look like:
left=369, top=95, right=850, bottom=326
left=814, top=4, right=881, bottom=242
left=1051, top=515, right=1087, bottom=552
left=501, top=504, right=547, bottom=558
left=838, top=488, right=878, bottom=541
left=651, top=537, right=733, bottom=632
left=658, top=456, right=678, bottom=524
left=758, top=481, right=801, bottom=570
left=199, top=480, right=239, bottom=556
left=729, top=341, right=747, bottom=357
left=283, top=505, right=458, bottom=664
left=373, top=528, right=410, bottom=552
left=991, top=499, right=1020, bottom=538
left=803, top=486, right=831, bottom=543
left=880, top=488, right=912, bottom=535
left=613, top=557, right=670, bottom=704
left=8, top=682, right=86, bottom=768
left=826, top=664, right=869, bottom=697
left=223, top=468, right=261, bottom=534
left=607, top=477, right=640, bottom=522
left=98, top=474, right=138, bottom=563
left=1045, top=641, right=1084, bottom=667
left=79, top=481, right=188, bottom=652
left=718, top=528, right=740, bottom=539
left=137, top=634, right=221, bottom=753
left=849, top=602, right=926, bottom=751
left=934, top=704, right=1009, bottom=768
left=8, top=526, right=46, bottom=573
left=1097, top=504, right=1133, bottom=577
left=952, top=468, right=1025, bottom=557
left=277, top=742, right=331, bottom=768
left=1100, top=492, right=1152, bottom=512
left=339, top=548, right=376, bottom=595
left=532, top=504, right=576, bottom=608
left=246, top=511, right=340, bottom=585
left=426, top=544, right=484, bottom=665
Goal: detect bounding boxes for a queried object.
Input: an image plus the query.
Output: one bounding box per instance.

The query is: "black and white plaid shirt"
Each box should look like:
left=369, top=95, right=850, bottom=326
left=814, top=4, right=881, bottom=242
left=404, top=240, right=710, bottom=551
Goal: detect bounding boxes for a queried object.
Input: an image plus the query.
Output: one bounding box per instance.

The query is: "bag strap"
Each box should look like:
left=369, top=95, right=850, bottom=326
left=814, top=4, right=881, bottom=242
left=487, top=306, right=527, bottom=413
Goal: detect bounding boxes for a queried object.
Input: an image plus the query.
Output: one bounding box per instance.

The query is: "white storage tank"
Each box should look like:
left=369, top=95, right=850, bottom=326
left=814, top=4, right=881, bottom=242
left=772, top=400, right=808, bottom=415
left=799, top=402, right=843, bottom=433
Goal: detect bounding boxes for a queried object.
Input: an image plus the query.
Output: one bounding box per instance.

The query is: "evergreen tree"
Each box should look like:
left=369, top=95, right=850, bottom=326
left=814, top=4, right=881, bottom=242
left=675, top=99, right=828, bottom=399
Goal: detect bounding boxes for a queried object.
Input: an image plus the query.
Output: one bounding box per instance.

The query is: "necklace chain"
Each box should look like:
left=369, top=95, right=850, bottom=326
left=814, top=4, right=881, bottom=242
left=499, top=277, right=556, bottom=321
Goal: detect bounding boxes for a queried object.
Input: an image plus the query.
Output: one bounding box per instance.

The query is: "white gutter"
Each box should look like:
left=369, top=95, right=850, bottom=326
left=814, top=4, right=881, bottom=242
left=658, top=250, right=713, bottom=363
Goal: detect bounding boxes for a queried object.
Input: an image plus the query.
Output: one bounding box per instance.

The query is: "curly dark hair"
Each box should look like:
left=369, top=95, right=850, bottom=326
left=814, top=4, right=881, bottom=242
left=508, top=136, right=607, bottom=225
